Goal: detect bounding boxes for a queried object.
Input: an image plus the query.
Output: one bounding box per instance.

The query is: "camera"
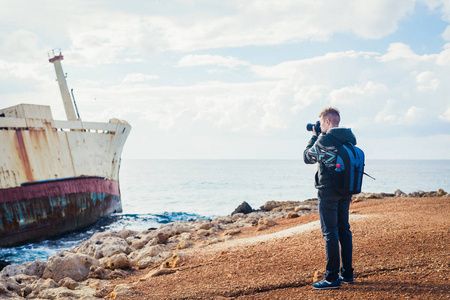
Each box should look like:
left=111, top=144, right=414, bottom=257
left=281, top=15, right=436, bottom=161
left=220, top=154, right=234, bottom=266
left=306, top=120, right=321, bottom=135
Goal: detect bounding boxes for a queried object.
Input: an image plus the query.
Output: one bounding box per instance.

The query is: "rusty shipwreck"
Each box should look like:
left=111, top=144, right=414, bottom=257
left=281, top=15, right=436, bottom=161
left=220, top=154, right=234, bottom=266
left=0, top=51, right=131, bottom=247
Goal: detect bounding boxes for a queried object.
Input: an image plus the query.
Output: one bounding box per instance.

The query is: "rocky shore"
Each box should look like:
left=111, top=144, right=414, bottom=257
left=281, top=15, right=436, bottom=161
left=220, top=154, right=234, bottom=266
left=0, top=189, right=448, bottom=299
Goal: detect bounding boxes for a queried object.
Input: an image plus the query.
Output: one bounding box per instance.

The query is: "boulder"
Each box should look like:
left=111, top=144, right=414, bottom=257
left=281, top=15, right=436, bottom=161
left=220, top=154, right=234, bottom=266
left=58, top=277, right=79, bottom=290
left=43, top=251, right=99, bottom=282
left=437, top=188, right=447, bottom=196
left=262, top=201, right=278, bottom=211
left=0, top=261, right=46, bottom=279
left=88, top=266, right=111, bottom=280
left=73, top=233, right=132, bottom=259
left=231, top=201, right=253, bottom=215
left=100, top=253, right=131, bottom=270
left=0, top=260, right=9, bottom=272
left=23, top=278, right=58, bottom=299
left=36, top=285, right=98, bottom=300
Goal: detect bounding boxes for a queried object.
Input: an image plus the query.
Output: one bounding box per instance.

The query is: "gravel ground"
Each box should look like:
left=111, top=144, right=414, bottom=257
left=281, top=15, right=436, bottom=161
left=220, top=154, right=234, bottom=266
left=110, top=196, right=449, bottom=299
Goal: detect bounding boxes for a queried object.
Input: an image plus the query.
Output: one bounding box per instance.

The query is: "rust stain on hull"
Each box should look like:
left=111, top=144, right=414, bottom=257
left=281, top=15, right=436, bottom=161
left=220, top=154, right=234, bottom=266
left=14, top=129, right=34, bottom=183
left=0, top=177, right=121, bottom=247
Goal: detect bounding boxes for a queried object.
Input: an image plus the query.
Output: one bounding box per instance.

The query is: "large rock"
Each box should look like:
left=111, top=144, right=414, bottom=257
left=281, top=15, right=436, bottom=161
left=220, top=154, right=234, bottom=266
left=100, top=253, right=131, bottom=270
left=43, top=251, right=99, bottom=282
left=23, top=278, right=59, bottom=298
left=73, top=232, right=132, bottom=259
left=0, top=261, right=47, bottom=279
left=231, top=201, right=253, bottom=215
left=35, top=285, right=98, bottom=300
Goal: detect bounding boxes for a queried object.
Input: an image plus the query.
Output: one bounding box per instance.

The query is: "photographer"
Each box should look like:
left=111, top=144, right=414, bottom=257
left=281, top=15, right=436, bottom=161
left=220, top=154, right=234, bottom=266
left=303, top=107, right=356, bottom=289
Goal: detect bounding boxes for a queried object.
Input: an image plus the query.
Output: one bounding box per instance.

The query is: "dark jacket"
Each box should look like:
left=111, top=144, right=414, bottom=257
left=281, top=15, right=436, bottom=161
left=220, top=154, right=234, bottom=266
left=303, top=127, right=357, bottom=195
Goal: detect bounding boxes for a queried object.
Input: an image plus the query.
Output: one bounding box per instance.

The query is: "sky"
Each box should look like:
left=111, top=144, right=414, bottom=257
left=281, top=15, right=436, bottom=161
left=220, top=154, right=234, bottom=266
left=1, top=0, right=450, bottom=160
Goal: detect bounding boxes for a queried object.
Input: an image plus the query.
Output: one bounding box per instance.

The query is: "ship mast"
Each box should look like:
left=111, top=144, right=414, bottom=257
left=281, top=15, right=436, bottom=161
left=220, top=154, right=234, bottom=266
left=49, top=50, right=78, bottom=121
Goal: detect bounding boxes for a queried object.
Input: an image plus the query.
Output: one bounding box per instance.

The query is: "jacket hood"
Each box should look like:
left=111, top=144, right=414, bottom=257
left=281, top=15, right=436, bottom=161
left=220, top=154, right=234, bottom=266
left=326, top=127, right=357, bottom=145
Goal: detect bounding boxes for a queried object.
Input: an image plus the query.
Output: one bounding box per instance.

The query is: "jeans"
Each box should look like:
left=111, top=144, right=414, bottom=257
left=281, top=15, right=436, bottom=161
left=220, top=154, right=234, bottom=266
left=318, top=193, right=353, bottom=281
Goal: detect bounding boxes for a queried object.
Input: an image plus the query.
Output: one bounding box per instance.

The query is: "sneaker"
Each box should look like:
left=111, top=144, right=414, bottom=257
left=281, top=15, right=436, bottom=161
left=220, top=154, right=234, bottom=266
left=338, top=275, right=354, bottom=284
left=312, top=279, right=341, bottom=290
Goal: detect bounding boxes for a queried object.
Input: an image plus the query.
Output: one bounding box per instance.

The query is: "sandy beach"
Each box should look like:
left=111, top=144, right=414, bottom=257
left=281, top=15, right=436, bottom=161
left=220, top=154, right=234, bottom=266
left=103, top=195, right=449, bottom=299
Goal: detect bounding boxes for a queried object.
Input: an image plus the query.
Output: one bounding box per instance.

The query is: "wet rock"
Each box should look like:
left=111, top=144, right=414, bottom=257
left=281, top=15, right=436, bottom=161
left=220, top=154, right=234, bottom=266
left=231, top=201, right=253, bottom=215
left=43, top=251, right=99, bottom=282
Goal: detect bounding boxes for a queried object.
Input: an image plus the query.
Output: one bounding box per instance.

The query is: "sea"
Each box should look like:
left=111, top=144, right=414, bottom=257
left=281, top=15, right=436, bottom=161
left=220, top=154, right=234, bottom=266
left=1, top=159, right=449, bottom=265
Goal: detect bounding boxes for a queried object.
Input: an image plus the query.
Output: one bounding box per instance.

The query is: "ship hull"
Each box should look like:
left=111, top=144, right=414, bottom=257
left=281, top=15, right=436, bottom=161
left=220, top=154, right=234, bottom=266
left=0, top=104, right=131, bottom=247
left=0, top=176, right=121, bottom=247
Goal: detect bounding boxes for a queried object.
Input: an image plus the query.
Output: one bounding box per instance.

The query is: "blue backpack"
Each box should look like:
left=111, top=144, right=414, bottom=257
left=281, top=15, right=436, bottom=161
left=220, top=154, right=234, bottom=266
left=327, top=135, right=367, bottom=195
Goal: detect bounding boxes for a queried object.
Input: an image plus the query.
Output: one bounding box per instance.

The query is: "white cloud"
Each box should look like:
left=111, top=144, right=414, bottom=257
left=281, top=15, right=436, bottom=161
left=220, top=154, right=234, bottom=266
left=329, top=81, right=388, bottom=105
left=291, top=85, right=329, bottom=114
left=416, top=71, right=440, bottom=91
left=0, top=0, right=419, bottom=62
left=177, top=54, right=249, bottom=68
left=404, top=106, right=425, bottom=123
left=435, top=43, right=450, bottom=65
left=122, top=73, right=159, bottom=83
left=439, top=106, right=450, bottom=122
left=378, top=43, right=420, bottom=62
left=442, top=25, right=450, bottom=41
left=375, top=99, right=398, bottom=123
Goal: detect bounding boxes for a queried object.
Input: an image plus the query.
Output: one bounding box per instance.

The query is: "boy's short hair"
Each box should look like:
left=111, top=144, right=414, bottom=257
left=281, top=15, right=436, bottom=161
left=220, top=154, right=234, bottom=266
left=319, top=107, right=340, bottom=126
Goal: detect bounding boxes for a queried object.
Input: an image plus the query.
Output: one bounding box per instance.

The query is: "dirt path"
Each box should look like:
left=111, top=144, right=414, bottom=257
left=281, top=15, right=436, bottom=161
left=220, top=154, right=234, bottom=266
left=111, top=196, right=449, bottom=299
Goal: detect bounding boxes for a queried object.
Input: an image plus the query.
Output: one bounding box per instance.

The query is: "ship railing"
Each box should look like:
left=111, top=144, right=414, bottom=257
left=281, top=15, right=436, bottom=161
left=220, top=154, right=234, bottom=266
left=0, top=117, right=129, bottom=134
